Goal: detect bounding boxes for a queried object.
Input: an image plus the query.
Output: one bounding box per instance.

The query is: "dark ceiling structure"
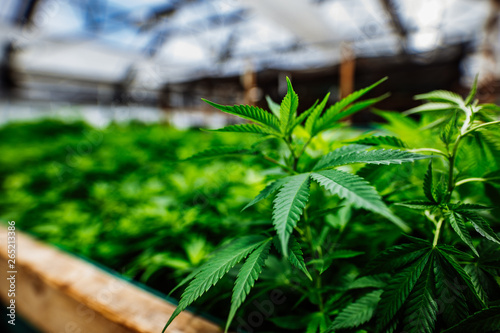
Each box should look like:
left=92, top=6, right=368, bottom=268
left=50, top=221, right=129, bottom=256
left=0, top=0, right=496, bottom=106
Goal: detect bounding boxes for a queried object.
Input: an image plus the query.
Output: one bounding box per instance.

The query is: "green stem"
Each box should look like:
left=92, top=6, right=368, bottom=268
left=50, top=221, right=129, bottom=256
left=446, top=134, right=463, bottom=200
left=316, top=272, right=324, bottom=313
left=409, top=148, right=448, bottom=157
left=455, top=177, right=487, bottom=187
left=261, top=155, right=296, bottom=174
left=296, top=137, right=313, bottom=161
left=284, top=136, right=300, bottom=170
left=433, top=122, right=471, bottom=246
left=285, top=137, right=297, bottom=160
left=294, top=226, right=305, bottom=237
left=433, top=218, right=444, bottom=247
left=292, top=135, right=316, bottom=171
left=429, top=132, right=463, bottom=247
left=303, top=209, right=325, bottom=313
left=461, top=120, right=500, bottom=136
left=424, top=211, right=438, bottom=227
left=288, top=134, right=324, bottom=313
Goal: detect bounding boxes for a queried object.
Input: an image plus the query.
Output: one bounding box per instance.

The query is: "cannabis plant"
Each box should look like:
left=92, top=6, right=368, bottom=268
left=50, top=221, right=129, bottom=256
left=164, top=77, right=500, bottom=332
left=327, top=79, right=500, bottom=333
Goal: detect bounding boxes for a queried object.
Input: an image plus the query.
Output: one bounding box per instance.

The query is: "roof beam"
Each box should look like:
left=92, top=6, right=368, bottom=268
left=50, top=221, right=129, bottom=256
left=379, top=0, right=407, bottom=52
left=13, top=0, right=41, bottom=26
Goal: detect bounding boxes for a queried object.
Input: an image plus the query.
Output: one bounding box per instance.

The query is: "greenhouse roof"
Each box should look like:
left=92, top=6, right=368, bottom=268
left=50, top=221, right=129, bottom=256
left=0, top=0, right=490, bottom=89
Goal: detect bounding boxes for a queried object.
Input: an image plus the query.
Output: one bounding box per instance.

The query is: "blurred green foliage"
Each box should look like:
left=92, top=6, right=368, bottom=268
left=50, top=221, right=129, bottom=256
left=0, top=119, right=273, bottom=295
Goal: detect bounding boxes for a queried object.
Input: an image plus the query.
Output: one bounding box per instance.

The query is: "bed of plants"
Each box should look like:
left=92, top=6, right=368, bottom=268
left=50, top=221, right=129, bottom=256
left=0, top=120, right=279, bottom=311
left=1, top=76, right=499, bottom=333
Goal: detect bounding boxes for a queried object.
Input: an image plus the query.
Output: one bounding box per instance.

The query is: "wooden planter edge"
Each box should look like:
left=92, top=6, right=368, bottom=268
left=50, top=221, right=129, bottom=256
left=0, top=225, right=222, bottom=333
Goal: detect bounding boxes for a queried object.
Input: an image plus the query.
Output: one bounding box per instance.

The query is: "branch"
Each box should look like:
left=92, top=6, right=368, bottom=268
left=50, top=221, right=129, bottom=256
left=461, top=120, right=500, bottom=136
left=260, top=155, right=296, bottom=174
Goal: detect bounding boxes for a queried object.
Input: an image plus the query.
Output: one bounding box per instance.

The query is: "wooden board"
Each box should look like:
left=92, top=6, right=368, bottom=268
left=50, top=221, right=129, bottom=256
left=0, top=225, right=222, bottom=333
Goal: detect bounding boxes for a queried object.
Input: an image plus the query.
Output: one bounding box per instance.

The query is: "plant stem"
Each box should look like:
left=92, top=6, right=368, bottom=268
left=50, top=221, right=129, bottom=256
left=430, top=132, right=463, bottom=247
left=409, top=148, right=448, bottom=157
left=296, top=137, right=313, bottom=162
left=261, top=155, right=296, bottom=174
left=461, top=120, right=500, bottom=136
left=284, top=136, right=300, bottom=170
left=316, top=272, right=324, bottom=313
left=288, top=134, right=325, bottom=313
left=285, top=137, right=297, bottom=160
left=446, top=134, right=463, bottom=200
left=433, top=120, right=471, bottom=246
left=303, top=209, right=325, bottom=313
left=433, top=217, right=444, bottom=247
left=455, top=177, right=487, bottom=187
left=305, top=227, right=325, bottom=313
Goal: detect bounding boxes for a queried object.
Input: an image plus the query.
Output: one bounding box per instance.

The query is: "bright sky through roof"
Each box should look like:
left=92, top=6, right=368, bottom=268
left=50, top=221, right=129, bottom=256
left=413, top=0, right=446, bottom=28
left=0, top=0, right=490, bottom=87
left=164, top=39, right=207, bottom=63
left=407, top=0, right=446, bottom=52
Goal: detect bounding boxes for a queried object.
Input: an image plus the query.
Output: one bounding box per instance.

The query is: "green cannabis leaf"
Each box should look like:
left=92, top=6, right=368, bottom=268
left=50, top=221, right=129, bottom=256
left=226, top=238, right=272, bottom=331
left=280, top=77, right=299, bottom=135
left=202, top=99, right=281, bottom=133
left=163, top=235, right=267, bottom=331
left=442, top=306, right=500, bottom=333
left=313, top=148, right=430, bottom=170
left=328, top=289, right=383, bottom=331
left=273, top=173, right=311, bottom=255
left=351, top=135, right=407, bottom=148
